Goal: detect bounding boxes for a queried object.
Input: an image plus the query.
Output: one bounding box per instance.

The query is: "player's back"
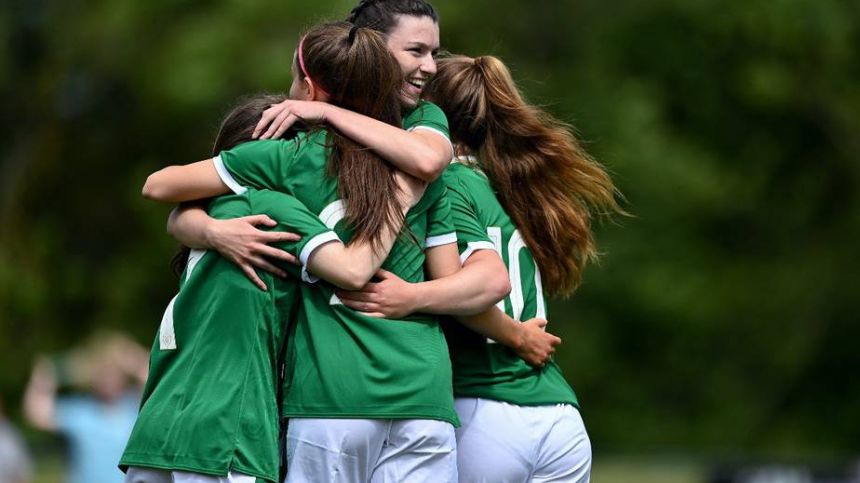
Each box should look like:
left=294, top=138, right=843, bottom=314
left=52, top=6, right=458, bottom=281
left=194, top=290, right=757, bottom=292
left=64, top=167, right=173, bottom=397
left=217, top=132, right=460, bottom=424
left=440, top=160, right=578, bottom=407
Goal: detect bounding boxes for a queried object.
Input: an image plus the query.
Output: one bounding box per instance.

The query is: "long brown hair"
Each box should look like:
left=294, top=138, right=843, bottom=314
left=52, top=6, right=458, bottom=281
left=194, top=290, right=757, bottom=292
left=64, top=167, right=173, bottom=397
left=170, top=24, right=404, bottom=277
left=426, top=55, right=624, bottom=296
left=299, top=21, right=404, bottom=250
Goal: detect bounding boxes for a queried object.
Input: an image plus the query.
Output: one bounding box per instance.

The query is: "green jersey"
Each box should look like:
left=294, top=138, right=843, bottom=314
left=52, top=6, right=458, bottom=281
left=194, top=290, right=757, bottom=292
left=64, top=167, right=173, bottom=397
left=120, top=189, right=337, bottom=482
left=440, top=160, right=579, bottom=407
left=403, top=100, right=452, bottom=147
left=216, top=130, right=460, bottom=425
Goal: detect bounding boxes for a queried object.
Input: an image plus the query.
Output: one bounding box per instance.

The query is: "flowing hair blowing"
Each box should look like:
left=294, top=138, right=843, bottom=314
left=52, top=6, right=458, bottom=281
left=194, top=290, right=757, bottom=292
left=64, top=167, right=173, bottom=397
left=427, top=55, right=625, bottom=296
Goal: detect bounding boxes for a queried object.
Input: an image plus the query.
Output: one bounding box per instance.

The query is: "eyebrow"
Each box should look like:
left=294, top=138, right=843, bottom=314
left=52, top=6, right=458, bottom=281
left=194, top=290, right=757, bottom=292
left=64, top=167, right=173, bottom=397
left=406, top=42, right=439, bottom=51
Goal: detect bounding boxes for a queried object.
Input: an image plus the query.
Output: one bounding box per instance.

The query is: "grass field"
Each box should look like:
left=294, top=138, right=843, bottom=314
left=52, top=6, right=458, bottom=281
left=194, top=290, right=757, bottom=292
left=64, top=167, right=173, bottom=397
left=30, top=454, right=705, bottom=483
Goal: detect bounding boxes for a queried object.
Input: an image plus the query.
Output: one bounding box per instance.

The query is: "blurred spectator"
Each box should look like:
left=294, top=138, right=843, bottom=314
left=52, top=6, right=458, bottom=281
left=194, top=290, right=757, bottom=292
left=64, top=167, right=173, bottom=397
left=22, top=331, right=147, bottom=483
left=0, top=399, right=32, bottom=483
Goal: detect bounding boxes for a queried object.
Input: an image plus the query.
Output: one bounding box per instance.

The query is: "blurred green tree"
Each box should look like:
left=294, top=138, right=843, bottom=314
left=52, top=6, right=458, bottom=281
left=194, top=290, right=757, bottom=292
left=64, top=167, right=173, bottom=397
left=1, top=0, right=857, bottom=458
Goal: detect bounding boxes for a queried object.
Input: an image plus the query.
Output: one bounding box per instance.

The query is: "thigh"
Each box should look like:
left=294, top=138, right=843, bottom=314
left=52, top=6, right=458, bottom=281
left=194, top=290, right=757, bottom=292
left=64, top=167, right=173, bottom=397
left=285, top=418, right=389, bottom=483
left=532, top=405, right=592, bottom=483
left=370, top=419, right=457, bottom=483
left=453, top=398, right=533, bottom=483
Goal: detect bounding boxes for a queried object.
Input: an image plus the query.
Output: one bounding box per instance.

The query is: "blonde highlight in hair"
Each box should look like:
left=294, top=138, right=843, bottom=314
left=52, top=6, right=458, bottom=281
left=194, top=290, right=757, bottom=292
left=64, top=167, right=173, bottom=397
left=427, top=55, right=624, bottom=296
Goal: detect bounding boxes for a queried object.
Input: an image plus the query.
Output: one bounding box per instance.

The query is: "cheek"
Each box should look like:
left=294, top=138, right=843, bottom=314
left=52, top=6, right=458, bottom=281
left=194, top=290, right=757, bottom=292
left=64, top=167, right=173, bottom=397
left=289, top=80, right=307, bottom=100
left=392, top=52, right=415, bottom=77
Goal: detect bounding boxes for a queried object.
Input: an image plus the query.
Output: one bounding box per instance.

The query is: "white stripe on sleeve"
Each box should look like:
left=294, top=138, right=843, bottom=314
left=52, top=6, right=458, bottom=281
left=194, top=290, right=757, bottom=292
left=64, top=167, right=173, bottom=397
left=408, top=126, right=454, bottom=156
left=212, top=155, right=247, bottom=195
left=299, top=231, right=341, bottom=283
left=458, top=241, right=497, bottom=265
left=425, top=232, right=458, bottom=248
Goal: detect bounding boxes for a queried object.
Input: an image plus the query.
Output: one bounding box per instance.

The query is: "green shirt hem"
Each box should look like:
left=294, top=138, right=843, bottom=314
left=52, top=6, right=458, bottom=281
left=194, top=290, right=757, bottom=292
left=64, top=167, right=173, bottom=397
left=120, top=454, right=275, bottom=483
left=282, top=407, right=460, bottom=427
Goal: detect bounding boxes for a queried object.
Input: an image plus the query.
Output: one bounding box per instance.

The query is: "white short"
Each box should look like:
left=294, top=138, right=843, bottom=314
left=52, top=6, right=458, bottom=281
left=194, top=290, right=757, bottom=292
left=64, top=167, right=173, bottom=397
left=285, top=418, right=457, bottom=483
left=124, top=467, right=256, bottom=483
left=454, top=398, right=591, bottom=483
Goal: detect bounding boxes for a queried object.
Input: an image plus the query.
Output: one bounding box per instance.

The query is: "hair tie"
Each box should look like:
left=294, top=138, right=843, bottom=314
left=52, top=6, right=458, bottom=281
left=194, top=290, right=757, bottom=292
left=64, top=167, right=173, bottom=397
left=348, top=25, right=360, bottom=45
left=297, top=35, right=331, bottom=98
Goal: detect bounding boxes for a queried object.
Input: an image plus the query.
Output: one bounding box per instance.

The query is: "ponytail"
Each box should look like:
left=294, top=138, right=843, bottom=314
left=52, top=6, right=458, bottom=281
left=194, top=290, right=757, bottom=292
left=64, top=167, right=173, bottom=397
left=428, top=55, right=625, bottom=296
left=299, top=22, right=405, bottom=251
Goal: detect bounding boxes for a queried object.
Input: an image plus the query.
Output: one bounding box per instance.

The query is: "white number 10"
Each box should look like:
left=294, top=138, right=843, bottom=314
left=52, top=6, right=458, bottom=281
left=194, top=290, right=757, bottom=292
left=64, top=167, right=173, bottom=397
left=486, top=227, right=546, bottom=343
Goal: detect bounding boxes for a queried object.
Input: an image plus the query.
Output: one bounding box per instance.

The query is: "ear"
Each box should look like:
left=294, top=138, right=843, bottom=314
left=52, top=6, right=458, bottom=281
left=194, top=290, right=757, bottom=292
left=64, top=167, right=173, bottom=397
left=306, top=78, right=330, bottom=102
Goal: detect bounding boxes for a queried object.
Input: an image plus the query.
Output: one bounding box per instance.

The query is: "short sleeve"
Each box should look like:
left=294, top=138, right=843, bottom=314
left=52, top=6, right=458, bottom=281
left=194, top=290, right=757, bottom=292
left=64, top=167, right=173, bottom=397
left=216, top=139, right=298, bottom=194
left=445, top=183, right=496, bottom=264
left=425, top=183, right=457, bottom=249
left=402, top=101, right=453, bottom=153
left=249, top=189, right=340, bottom=283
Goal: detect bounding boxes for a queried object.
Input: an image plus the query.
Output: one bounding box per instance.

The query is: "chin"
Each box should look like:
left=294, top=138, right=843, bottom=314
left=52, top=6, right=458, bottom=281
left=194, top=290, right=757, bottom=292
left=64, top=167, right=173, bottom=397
left=400, top=93, right=420, bottom=110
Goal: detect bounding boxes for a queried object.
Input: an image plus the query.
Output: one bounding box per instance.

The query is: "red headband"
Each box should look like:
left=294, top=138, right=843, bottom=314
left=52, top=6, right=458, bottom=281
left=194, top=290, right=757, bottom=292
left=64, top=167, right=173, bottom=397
left=297, top=35, right=331, bottom=98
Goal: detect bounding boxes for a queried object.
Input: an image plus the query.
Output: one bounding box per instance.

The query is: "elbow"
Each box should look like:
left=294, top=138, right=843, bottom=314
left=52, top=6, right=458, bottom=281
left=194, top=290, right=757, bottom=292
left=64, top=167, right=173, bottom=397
left=414, top=150, right=449, bottom=181
left=142, top=168, right=184, bottom=202
left=333, top=266, right=373, bottom=291
left=142, top=173, right=168, bottom=201
left=336, top=276, right=366, bottom=292
left=490, top=273, right=512, bottom=304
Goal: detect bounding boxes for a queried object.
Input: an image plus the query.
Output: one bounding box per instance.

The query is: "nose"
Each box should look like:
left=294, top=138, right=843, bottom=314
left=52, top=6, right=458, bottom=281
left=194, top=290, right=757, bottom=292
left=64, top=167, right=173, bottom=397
left=420, top=54, right=437, bottom=76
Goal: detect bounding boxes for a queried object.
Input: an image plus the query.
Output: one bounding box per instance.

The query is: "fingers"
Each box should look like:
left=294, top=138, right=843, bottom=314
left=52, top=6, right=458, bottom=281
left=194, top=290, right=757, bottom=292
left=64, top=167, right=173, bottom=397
left=340, top=298, right=380, bottom=314
left=260, top=111, right=286, bottom=140
left=359, top=312, right=386, bottom=318
left=273, top=113, right=300, bottom=139
left=239, top=264, right=268, bottom=291
left=335, top=284, right=378, bottom=302
left=253, top=105, right=283, bottom=139
left=335, top=290, right=376, bottom=303
left=248, top=256, right=287, bottom=279
left=261, top=109, right=294, bottom=140
left=258, top=230, right=302, bottom=243
left=375, top=269, right=393, bottom=279
left=242, top=214, right=277, bottom=227
left=254, top=244, right=299, bottom=265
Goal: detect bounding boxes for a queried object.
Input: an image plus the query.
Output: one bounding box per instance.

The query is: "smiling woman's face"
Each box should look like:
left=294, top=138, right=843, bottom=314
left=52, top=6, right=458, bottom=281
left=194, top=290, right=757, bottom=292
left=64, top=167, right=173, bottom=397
left=384, top=15, right=440, bottom=109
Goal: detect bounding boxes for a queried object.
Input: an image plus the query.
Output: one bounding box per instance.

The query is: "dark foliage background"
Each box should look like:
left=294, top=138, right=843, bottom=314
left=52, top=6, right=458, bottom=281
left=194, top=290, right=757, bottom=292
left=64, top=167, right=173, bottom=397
left=2, top=0, right=858, bottom=463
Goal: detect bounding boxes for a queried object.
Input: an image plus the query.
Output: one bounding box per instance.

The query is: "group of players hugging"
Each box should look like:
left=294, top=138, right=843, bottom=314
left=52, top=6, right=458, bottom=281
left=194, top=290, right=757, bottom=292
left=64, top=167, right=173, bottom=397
left=120, top=1, right=622, bottom=482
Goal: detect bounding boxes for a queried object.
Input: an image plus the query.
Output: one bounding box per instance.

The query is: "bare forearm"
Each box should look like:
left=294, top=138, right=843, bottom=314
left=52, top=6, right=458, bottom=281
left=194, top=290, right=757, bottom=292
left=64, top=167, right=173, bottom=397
left=456, top=307, right=524, bottom=349
left=167, top=205, right=214, bottom=249
left=142, top=159, right=229, bottom=203
left=414, top=260, right=510, bottom=316
left=309, top=210, right=405, bottom=290
left=23, top=361, right=58, bottom=431
left=325, top=105, right=450, bottom=181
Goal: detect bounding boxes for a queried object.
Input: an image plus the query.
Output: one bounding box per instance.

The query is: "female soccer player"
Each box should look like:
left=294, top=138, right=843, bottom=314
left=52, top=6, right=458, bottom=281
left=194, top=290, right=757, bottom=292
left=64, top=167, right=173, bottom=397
left=138, top=22, right=554, bottom=483
left=339, top=55, right=625, bottom=482
left=170, top=0, right=453, bottom=283
left=122, top=90, right=426, bottom=483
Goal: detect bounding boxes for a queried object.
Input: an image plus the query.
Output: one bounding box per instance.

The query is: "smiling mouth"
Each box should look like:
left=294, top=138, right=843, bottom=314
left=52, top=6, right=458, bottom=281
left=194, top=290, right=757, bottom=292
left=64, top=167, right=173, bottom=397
left=406, top=78, right=425, bottom=91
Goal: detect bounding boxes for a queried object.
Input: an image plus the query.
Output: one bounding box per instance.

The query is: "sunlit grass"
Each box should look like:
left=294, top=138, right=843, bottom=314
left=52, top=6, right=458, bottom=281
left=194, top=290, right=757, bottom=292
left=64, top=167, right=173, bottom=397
left=593, top=456, right=704, bottom=483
